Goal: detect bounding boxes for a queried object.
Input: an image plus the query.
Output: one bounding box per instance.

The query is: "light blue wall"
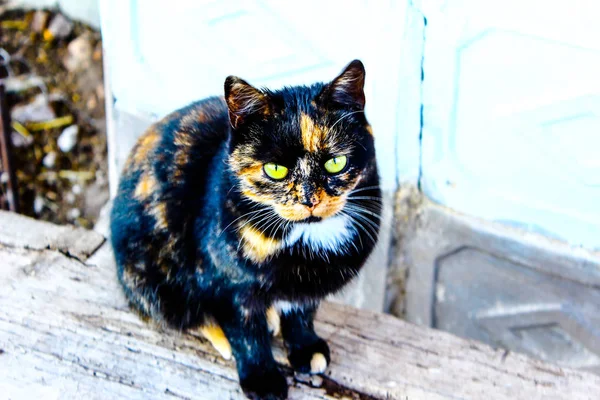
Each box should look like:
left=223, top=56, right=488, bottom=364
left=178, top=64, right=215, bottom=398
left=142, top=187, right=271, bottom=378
left=420, top=0, right=600, bottom=250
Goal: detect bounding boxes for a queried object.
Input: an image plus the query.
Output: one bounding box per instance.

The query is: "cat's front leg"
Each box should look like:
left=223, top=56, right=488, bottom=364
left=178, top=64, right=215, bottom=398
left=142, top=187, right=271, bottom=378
left=280, top=302, right=330, bottom=375
left=216, top=303, right=288, bottom=400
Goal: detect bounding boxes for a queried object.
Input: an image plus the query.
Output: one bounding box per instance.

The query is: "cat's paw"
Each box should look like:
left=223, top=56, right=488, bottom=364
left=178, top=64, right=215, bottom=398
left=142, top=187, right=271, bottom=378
left=287, top=338, right=330, bottom=374
left=240, top=365, right=288, bottom=400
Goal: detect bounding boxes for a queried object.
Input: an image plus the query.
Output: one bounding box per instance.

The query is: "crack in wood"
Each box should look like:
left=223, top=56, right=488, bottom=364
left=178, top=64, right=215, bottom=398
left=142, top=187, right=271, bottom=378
left=319, top=375, right=380, bottom=400
left=164, top=387, right=193, bottom=399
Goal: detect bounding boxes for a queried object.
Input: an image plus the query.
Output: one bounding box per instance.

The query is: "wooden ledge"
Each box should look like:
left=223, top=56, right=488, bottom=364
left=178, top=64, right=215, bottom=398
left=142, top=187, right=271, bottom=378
left=0, top=211, right=598, bottom=399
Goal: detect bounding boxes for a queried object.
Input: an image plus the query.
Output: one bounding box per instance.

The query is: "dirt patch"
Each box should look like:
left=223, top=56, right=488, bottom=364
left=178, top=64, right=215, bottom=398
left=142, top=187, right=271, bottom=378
left=0, top=5, right=108, bottom=228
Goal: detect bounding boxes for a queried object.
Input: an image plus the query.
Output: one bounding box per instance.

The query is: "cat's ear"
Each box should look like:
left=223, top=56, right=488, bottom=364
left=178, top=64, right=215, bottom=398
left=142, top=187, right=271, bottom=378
left=320, top=60, right=366, bottom=110
left=224, top=76, right=271, bottom=129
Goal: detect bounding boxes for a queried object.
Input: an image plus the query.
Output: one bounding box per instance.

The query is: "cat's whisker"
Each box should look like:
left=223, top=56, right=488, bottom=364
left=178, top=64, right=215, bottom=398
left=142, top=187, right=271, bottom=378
left=347, top=185, right=380, bottom=196
left=273, top=217, right=291, bottom=239
left=349, top=212, right=386, bottom=231
left=275, top=216, right=291, bottom=237
left=345, top=203, right=382, bottom=221
left=349, top=184, right=380, bottom=191
left=339, top=210, right=363, bottom=250
left=344, top=206, right=390, bottom=232
left=235, top=209, right=276, bottom=233
left=246, top=210, right=277, bottom=231
left=342, top=210, right=378, bottom=248
left=251, top=214, right=281, bottom=239
left=351, top=238, right=361, bottom=253
left=347, top=200, right=383, bottom=212
left=330, top=110, right=364, bottom=132
left=351, top=218, right=379, bottom=247
left=345, top=209, right=382, bottom=233
left=346, top=203, right=384, bottom=217
left=238, top=198, right=263, bottom=207
left=226, top=184, right=237, bottom=196
left=235, top=211, right=277, bottom=252
left=219, top=208, right=269, bottom=236
left=346, top=189, right=380, bottom=201
left=260, top=213, right=284, bottom=238
left=347, top=203, right=383, bottom=215
left=348, top=186, right=378, bottom=195
left=347, top=196, right=383, bottom=202
left=345, top=204, right=384, bottom=220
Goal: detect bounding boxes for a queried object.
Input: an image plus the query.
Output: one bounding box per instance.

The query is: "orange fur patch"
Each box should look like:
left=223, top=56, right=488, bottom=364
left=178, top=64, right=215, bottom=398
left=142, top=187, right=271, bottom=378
left=241, top=189, right=275, bottom=207
left=174, top=131, right=193, bottom=148
left=199, top=324, right=232, bottom=360
left=274, top=203, right=311, bottom=221
left=239, top=163, right=264, bottom=177
left=180, top=107, right=208, bottom=128
left=300, top=113, right=328, bottom=152
left=266, top=306, right=280, bottom=337
left=173, top=149, right=189, bottom=182
left=313, top=192, right=345, bottom=218
left=150, top=202, right=168, bottom=231
left=171, top=131, right=195, bottom=182
left=134, top=172, right=158, bottom=200
left=229, top=145, right=255, bottom=168
left=240, top=225, right=282, bottom=263
left=133, top=129, right=160, bottom=166
left=174, top=149, right=189, bottom=167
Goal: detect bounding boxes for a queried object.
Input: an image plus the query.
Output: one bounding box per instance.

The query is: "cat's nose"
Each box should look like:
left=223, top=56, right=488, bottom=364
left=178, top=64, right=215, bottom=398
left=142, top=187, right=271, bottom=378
left=302, top=198, right=320, bottom=212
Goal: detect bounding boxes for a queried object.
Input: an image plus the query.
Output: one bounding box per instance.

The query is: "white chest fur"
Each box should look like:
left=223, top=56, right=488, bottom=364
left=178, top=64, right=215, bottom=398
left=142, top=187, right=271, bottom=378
left=272, top=300, right=301, bottom=315
left=284, top=214, right=356, bottom=255
left=271, top=299, right=317, bottom=315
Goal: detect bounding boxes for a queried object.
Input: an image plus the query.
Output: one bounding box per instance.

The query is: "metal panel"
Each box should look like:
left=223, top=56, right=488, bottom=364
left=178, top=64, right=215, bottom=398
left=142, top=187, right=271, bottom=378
left=399, top=191, right=600, bottom=374
left=420, top=0, right=600, bottom=250
left=435, top=247, right=600, bottom=373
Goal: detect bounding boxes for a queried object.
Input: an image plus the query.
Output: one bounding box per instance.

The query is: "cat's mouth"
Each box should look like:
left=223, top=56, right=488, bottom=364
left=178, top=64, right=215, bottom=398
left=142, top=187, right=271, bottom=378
left=298, top=216, right=322, bottom=224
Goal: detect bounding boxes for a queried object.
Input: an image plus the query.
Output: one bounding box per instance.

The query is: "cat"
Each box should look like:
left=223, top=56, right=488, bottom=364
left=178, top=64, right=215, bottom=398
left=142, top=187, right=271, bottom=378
left=110, top=59, right=381, bottom=400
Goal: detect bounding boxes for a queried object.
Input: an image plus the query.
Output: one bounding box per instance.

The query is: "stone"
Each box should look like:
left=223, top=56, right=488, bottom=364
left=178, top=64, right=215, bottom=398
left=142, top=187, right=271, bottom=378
left=67, top=208, right=81, bottom=220
left=42, top=151, right=57, bottom=168
left=11, top=94, right=56, bottom=123
left=33, top=196, right=44, bottom=214
left=10, top=131, right=33, bottom=148
left=31, top=10, right=49, bottom=33
left=63, top=33, right=93, bottom=72
left=57, top=125, right=79, bottom=152
left=45, top=13, right=74, bottom=40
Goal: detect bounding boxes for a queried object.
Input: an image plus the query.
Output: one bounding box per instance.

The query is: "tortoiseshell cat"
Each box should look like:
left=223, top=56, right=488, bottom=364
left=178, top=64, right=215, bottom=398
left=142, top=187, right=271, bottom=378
left=110, top=60, right=381, bottom=400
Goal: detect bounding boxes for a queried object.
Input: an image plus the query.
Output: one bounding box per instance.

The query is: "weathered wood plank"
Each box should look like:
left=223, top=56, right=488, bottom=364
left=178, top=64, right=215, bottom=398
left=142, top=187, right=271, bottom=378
left=0, top=210, right=105, bottom=261
left=0, top=212, right=599, bottom=400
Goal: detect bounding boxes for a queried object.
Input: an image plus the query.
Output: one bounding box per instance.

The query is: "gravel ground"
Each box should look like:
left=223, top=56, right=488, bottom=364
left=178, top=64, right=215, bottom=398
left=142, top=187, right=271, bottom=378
left=1, top=5, right=108, bottom=228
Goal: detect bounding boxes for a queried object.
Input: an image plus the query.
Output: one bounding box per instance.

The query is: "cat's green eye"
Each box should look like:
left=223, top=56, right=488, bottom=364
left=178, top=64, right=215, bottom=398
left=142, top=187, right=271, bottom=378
left=324, top=155, right=348, bottom=174
left=263, top=163, right=289, bottom=180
